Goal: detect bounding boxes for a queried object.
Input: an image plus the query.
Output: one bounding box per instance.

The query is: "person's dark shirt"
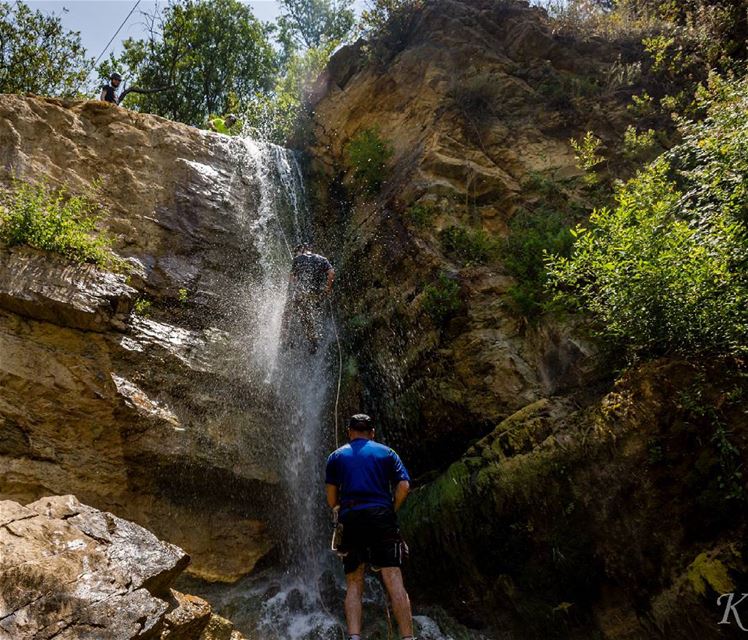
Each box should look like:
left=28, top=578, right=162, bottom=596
left=291, top=252, right=332, bottom=293
left=325, top=439, right=411, bottom=516
left=101, top=84, right=118, bottom=104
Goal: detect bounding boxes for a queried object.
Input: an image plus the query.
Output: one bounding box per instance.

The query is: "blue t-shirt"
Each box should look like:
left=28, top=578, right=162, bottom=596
left=325, top=439, right=410, bottom=515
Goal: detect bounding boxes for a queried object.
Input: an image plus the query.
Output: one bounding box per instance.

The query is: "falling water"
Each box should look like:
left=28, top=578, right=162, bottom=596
left=217, top=136, right=343, bottom=639
left=184, top=135, right=456, bottom=640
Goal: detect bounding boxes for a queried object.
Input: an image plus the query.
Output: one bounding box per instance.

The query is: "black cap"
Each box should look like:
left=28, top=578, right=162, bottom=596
left=348, top=414, right=373, bottom=431
left=110, top=72, right=122, bottom=81
left=294, top=243, right=311, bottom=254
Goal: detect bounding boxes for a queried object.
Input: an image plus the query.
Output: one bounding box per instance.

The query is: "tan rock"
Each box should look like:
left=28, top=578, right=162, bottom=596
left=0, top=94, right=284, bottom=582
left=0, top=496, right=194, bottom=639
left=0, top=246, right=135, bottom=331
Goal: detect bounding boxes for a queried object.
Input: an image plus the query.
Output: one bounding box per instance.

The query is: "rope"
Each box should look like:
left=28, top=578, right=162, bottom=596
left=329, top=298, right=343, bottom=449
left=84, top=0, right=142, bottom=89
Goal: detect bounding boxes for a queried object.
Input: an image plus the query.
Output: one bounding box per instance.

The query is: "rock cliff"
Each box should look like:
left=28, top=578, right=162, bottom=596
left=0, top=494, right=245, bottom=639
left=306, top=0, right=632, bottom=472
left=0, top=95, right=283, bottom=582
left=304, top=0, right=748, bottom=637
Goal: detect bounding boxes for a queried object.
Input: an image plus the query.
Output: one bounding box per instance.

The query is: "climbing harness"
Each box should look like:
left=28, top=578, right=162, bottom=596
left=330, top=506, right=345, bottom=556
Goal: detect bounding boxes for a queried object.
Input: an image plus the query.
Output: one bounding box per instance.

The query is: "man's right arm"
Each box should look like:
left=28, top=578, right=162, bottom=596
left=389, top=450, right=411, bottom=511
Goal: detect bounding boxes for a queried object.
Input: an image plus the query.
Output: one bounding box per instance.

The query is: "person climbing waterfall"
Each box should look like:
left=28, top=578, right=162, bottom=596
left=325, top=414, right=416, bottom=640
left=100, top=72, right=122, bottom=104
left=281, top=243, right=335, bottom=354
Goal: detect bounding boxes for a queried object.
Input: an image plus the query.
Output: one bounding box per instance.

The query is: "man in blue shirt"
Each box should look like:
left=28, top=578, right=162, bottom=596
left=325, top=414, right=415, bottom=640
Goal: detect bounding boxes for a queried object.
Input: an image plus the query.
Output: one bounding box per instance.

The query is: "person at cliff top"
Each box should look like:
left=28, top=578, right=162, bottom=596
left=325, top=414, right=415, bottom=640
left=281, top=243, right=334, bottom=354
left=207, top=113, right=242, bottom=135
left=100, top=73, right=122, bottom=105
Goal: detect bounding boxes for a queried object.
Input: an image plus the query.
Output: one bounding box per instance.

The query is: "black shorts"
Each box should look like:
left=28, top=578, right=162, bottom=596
left=339, top=507, right=405, bottom=574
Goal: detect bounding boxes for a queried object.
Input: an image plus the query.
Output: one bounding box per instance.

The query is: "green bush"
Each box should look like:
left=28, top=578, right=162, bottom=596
left=134, top=298, right=152, bottom=317
left=502, top=208, right=575, bottom=318
left=439, top=225, right=499, bottom=265
left=0, top=180, right=122, bottom=269
left=423, top=273, right=463, bottom=326
left=360, top=0, right=424, bottom=61
left=244, top=42, right=337, bottom=144
left=406, top=203, right=437, bottom=229
left=547, top=74, right=748, bottom=359
left=345, top=127, right=393, bottom=195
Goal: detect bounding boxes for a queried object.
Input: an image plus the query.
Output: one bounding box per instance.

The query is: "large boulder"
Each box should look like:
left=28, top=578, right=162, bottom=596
left=0, top=494, right=247, bottom=639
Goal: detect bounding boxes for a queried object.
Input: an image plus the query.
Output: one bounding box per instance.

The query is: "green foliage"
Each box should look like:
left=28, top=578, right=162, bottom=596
left=439, top=225, right=499, bottom=265
left=345, top=127, right=393, bottom=194
left=406, top=203, right=437, bottom=229
left=0, top=181, right=123, bottom=269
left=101, top=0, right=276, bottom=126
left=360, top=0, right=424, bottom=61
left=422, top=272, right=463, bottom=326
left=244, top=42, right=336, bottom=144
left=547, top=75, right=748, bottom=359
left=0, top=2, right=91, bottom=96
left=623, top=125, right=657, bottom=160
left=178, top=288, right=188, bottom=304
left=134, top=298, right=152, bottom=316
left=502, top=208, right=575, bottom=318
left=570, top=131, right=604, bottom=182
left=276, top=0, right=355, bottom=53
left=628, top=91, right=655, bottom=117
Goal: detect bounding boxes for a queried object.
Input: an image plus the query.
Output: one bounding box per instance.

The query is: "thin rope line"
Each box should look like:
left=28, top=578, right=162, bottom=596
left=84, top=0, right=142, bottom=90
left=329, top=298, right=343, bottom=450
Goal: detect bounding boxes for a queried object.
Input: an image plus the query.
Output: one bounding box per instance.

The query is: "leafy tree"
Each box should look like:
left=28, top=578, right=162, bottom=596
left=101, top=0, right=276, bottom=126
left=0, top=1, right=91, bottom=96
left=277, top=0, right=355, bottom=52
left=547, top=74, right=748, bottom=359
left=244, top=42, right=336, bottom=144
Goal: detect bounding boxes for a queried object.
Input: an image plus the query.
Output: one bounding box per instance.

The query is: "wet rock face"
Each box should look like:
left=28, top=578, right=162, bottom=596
left=399, top=361, right=748, bottom=639
left=0, top=494, right=247, bottom=639
left=0, top=95, right=281, bottom=582
left=307, top=0, right=623, bottom=471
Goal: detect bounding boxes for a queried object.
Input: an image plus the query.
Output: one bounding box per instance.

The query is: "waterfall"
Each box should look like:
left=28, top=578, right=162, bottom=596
left=211, top=136, right=342, bottom=639
left=189, top=136, right=451, bottom=640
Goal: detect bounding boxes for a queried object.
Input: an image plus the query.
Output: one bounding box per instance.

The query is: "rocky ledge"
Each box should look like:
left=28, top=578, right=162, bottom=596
left=0, top=494, right=245, bottom=639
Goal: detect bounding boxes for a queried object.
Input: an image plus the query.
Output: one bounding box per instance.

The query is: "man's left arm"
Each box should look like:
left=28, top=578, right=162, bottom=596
left=326, top=484, right=339, bottom=509
left=393, top=480, right=410, bottom=511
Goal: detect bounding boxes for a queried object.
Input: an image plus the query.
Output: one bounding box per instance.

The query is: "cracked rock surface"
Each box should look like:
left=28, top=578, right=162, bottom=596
left=0, top=495, right=244, bottom=640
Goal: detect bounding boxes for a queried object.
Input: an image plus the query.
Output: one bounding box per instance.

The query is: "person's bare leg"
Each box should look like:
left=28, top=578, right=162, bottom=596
left=345, top=564, right=366, bottom=636
left=381, top=567, right=414, bottom=637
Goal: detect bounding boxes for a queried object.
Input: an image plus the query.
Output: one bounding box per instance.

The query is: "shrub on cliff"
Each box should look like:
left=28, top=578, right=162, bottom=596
left=345, top=127, right=393, bottom=194
left=361, top=0, right=425, bottom=62
left=0, top=181, right=123, bottom=269
left=547, top=73, right=748, bottom=359
left=422, top=272, right=463, bottom=326
left=439, top=225, right=499, bottom=266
